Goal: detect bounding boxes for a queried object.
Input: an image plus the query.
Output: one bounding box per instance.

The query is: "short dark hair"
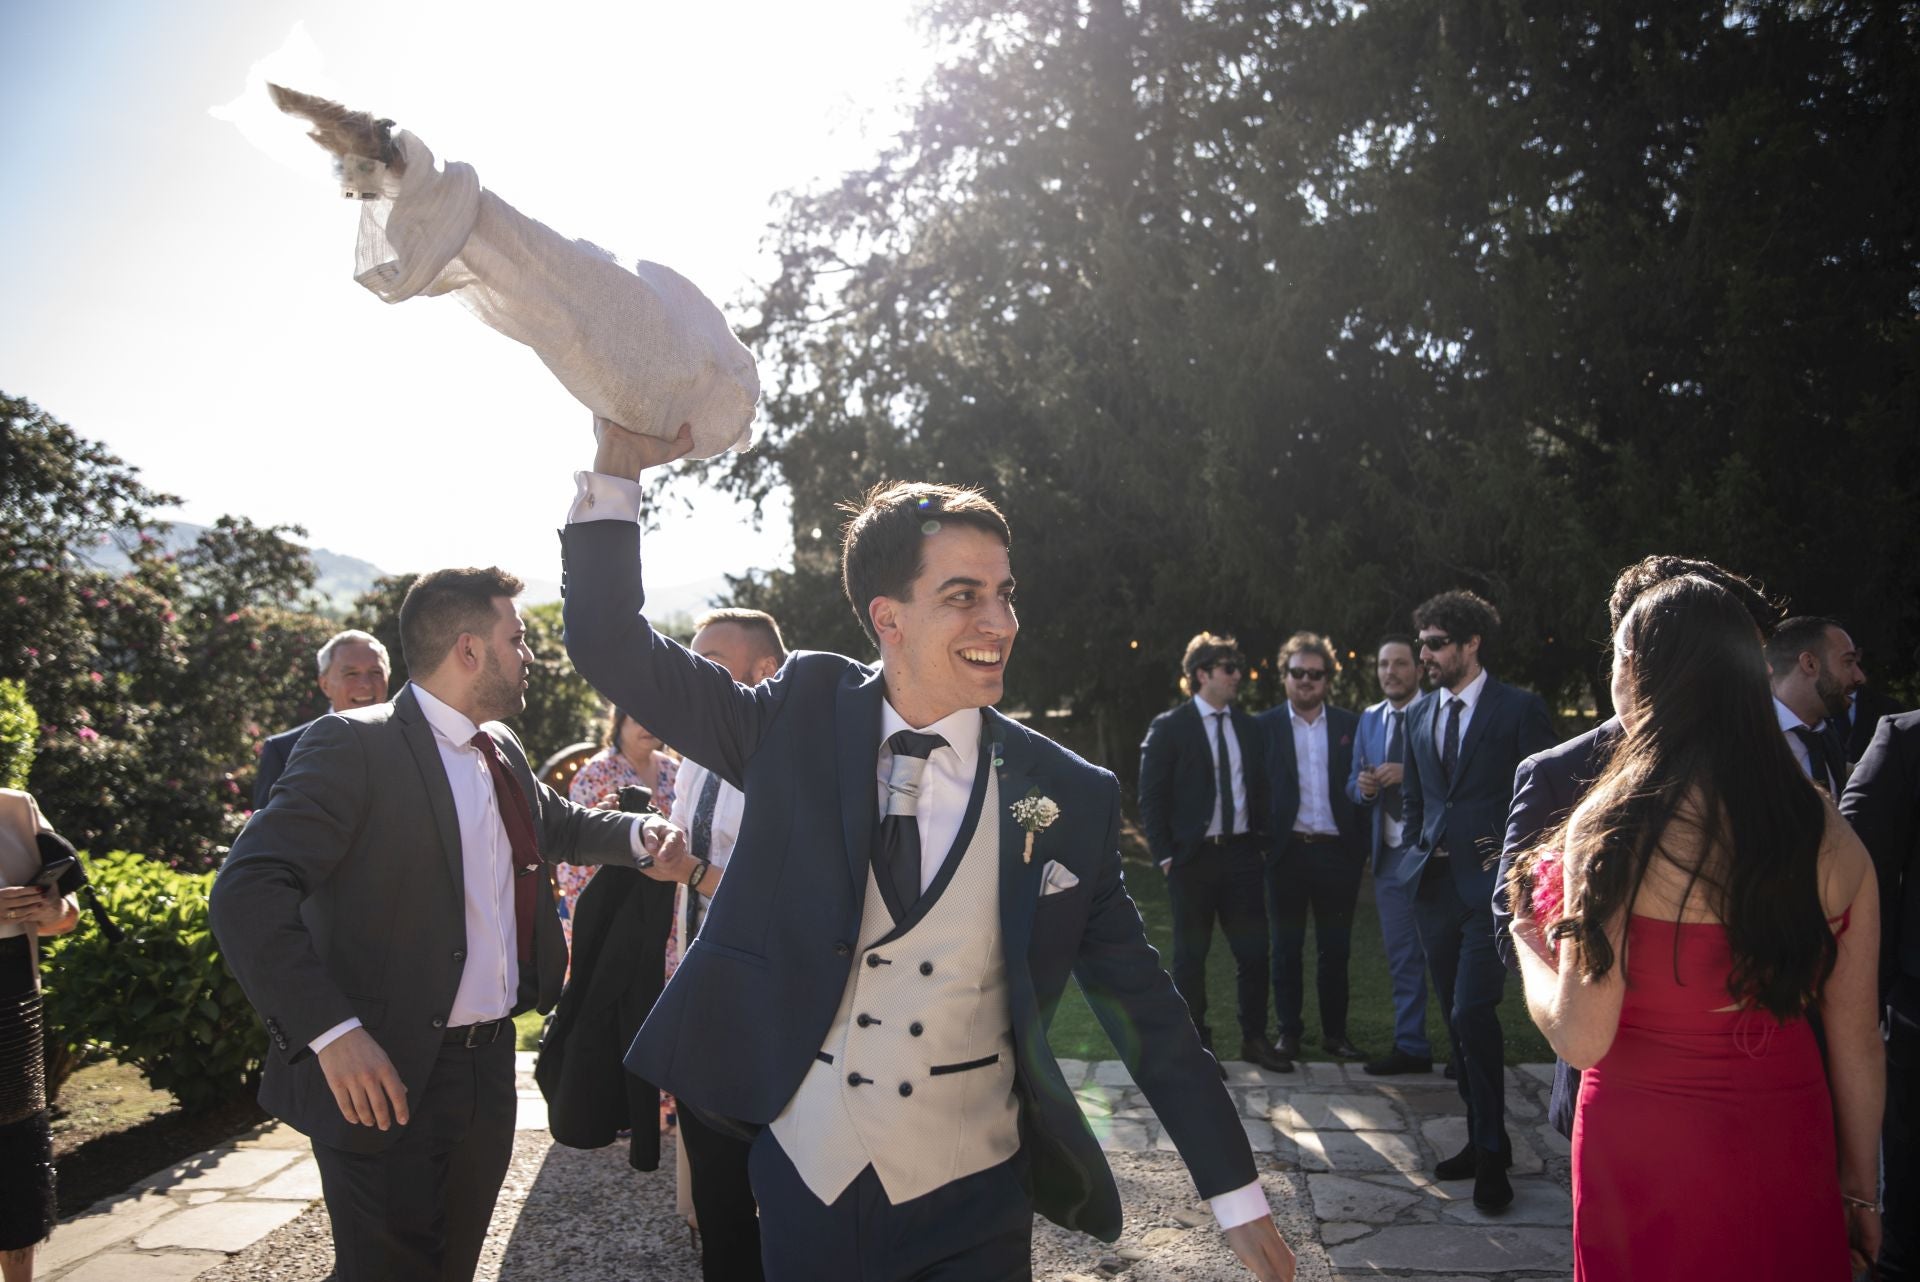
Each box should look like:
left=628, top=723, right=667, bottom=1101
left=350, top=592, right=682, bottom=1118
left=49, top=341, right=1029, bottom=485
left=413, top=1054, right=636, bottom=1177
left=1278, top=631, right=1339, bottom=676
left=1376, top=633, right=1418, bottom=658
left=1765, top=616, right=1847, bottom=679
left=399, top=566, right=524, bottom=675
left=1180, top=632, right=1242, bottom=694
left=839, top=482, right=1012, bottom=645
left=1412, top=590, right=1501, bottom=653
left=1609, top=556, right=1778, bottom=636
left=693, top=607, right=789, bottom=664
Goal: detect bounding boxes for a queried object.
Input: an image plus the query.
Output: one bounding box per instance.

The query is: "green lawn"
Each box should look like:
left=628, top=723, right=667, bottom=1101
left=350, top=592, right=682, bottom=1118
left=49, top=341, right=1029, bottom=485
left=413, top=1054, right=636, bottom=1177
left=519, top=830, right=1556, bottom=1065
left=1041, top=825, right=1554, bottom=1066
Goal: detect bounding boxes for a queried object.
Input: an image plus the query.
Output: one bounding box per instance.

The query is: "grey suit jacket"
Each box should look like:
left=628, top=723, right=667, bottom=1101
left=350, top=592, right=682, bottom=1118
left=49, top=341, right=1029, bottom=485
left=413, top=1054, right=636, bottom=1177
left=210, top=685, right=640, bottom=1153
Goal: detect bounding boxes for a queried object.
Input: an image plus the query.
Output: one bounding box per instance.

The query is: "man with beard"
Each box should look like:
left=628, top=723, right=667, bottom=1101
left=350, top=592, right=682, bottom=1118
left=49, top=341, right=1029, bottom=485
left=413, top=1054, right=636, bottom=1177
left=212, top=567, right=663, bottom=1282
left=1767, top=616, right=1866, bottom=798
left=1400, top=591, right=1555, bottom=1212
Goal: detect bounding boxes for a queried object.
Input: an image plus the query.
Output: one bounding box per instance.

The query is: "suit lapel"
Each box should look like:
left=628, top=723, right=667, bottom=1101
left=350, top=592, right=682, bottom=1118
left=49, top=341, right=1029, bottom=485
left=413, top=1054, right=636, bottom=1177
left=1450, top=680, right=1501, bottom=792
left=834, top=665, right=888, bottom=897
left=395, top=687, right=466, bottom=905
left=989, top=711, right=1047, bottom=964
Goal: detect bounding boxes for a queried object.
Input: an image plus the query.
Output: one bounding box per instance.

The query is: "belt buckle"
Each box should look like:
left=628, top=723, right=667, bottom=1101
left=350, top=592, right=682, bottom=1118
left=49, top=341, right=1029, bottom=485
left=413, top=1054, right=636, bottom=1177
left=464, top=1020, right=497, bottom=1049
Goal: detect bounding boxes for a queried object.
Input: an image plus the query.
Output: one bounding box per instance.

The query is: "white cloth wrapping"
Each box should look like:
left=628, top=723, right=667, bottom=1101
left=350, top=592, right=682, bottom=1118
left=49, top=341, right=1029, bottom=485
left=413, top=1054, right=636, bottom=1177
left=351, top=132, right=758, bottom=459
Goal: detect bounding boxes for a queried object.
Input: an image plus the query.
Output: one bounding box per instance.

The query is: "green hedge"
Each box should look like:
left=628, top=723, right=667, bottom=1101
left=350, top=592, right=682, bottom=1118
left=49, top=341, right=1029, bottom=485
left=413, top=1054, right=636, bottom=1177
left=0, top=677, right=35, bottom=790
left=40, top=850, right=264, bottom=1112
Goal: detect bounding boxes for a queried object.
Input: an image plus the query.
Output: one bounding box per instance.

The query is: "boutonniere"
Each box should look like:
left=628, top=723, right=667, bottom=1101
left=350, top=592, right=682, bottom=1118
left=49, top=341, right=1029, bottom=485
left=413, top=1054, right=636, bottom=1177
left=1340, top=733, right=1353, bottom=748
left=1009, top=789, right=1061, bottom=863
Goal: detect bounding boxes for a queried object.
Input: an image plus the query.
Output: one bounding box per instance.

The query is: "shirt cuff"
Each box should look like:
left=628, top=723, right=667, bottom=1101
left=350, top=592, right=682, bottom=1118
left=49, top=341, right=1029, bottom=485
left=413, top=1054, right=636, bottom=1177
left=568, top=470, right=644, bottom=524
left=309, top=1017, right=362, bottom=1056
left=626, top=816, right=653, bottom=861
left=1210, top=1180, right=1270, bottom=1230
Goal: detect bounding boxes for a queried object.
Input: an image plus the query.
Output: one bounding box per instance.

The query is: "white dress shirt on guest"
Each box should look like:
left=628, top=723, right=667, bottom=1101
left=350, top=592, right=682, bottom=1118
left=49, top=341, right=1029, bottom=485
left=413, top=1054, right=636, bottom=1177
left=1288, top=703, right=1340, bottom=837
left=1192, top=695, right=1248, bottom=837
left=1432, top=667, right=1490, bottom=753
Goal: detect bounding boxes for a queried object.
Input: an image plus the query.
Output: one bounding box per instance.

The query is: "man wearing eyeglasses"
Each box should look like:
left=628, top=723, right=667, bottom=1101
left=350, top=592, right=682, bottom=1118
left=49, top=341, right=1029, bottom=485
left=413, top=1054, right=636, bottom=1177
left=1256, top=633, right=1369, bottom=1064
left=1400, top=591, right=1555, bottom=1213
left=1139, top=634, right=1292, bottom=1073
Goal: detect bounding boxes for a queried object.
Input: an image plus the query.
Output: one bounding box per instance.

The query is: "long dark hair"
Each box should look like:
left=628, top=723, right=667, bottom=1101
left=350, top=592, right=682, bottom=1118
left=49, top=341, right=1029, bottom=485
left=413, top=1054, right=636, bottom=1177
left=1519, top=574, right=1832, bottom=1019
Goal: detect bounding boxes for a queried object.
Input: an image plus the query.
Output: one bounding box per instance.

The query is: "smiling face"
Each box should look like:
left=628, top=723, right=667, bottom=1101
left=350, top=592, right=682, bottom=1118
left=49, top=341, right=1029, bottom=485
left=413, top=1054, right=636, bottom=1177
left=1284, top=650, right=1330, bottom=714
left=317, top=639, right=389, bottom=712
left=869, top=524, right=1018, bottom=726
left=1192, top=657, right=1242, bottom=709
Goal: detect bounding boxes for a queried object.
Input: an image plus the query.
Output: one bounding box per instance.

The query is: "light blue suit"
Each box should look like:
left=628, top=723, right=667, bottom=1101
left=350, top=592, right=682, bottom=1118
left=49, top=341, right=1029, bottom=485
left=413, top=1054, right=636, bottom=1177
left=1347, top=694, right=1431, bottom=1058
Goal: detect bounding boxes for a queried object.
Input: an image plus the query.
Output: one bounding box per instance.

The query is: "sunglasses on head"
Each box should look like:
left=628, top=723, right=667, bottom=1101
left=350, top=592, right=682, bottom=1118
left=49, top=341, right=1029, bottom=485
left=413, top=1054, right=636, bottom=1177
left=1285, top=666, right=1327, bottom=681
left=1417, top=634, right=1454, bottom=652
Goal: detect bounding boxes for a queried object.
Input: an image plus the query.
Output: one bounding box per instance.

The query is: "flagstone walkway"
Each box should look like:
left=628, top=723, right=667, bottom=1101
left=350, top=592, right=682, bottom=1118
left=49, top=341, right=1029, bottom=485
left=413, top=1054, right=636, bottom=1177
left=38, top=1054, right=1572, bottom=1280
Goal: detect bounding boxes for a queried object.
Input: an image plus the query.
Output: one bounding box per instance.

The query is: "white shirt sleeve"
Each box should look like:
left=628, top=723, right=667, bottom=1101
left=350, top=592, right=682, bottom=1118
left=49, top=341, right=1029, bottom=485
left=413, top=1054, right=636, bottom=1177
left=1209, top=1178, right=1271, bottom=1229
left=309, top=1017, right=362, bottom=1055
left=568, top=470, right=644, bottom=524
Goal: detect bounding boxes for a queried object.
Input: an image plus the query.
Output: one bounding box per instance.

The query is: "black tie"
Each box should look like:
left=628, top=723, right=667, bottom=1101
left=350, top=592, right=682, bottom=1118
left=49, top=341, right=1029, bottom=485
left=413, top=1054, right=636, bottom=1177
left=1441, top=697, right=1464, bottom=785
left=686, top=770, right=723, bottom=938
left=1213, top=711, right=1236, bottom=836
left=1383, top=709, right=1405, bottom=821
left=1790, top=726, right=1839, bottom=796
left=879, top=730, right=947, bottom=915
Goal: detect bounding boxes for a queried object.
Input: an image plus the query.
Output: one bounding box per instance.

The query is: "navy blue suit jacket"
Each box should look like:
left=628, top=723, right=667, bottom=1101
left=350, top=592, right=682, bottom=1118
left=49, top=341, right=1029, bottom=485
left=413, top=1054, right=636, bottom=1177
left=1257, top=703, right=1365, bottom=858
left=1497, top=717, right=1622, bottom=1137
left=1136, top=701, right=1270, bottom=867
left=1400, top=675, right=1556, bottom=900
left=561, top=520, right=1254, bottom=1243
left=1841, top=708, right=1920, bottom=1015
left=253, top=720, right=314, bottom=811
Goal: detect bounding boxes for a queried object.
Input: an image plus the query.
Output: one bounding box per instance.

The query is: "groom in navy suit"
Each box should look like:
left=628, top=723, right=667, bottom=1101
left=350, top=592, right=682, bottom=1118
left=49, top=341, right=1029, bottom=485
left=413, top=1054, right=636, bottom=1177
left=1401, top=590, right=1555, bottom=1213
left=562, top=419, right=1295, bottom=1281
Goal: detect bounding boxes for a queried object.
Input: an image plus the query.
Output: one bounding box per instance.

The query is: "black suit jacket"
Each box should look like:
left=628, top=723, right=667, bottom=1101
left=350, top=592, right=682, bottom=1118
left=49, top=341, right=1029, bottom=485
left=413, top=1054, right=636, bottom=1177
left=1256, top=703, right=1364, bottom=856
left=1840, top=708, right=1920, bottom=1014
left=1497, top=717, right=1623, bottom=1137
left=253, top=720, right=314, bottom=811
left=1848, top=687, right=1906, bottom=765
left=1402, top=675, right=1557, bottom=900
left=210, top=686, right=641, bottom=1154
left=562, top=519, right=1255, bottom=1244
left=1137, top=701, right=1270, bottom=867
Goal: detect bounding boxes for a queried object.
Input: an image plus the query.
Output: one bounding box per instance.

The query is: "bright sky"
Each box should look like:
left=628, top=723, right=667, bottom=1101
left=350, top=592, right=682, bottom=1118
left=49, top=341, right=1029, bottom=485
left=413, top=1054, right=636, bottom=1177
left=0, top=0, right=932, bottom=597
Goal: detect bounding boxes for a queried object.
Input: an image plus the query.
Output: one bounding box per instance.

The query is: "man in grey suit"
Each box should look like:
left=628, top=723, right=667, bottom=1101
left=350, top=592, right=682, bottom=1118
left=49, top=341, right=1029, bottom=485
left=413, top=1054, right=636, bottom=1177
left=211, top=567, right=663, bottom=1282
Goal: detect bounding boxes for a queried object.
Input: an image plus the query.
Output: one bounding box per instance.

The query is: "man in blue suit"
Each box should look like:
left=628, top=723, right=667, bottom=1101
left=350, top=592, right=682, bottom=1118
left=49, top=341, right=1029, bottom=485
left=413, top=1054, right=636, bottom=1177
left=1497, top=556, right=1779, bottom=1140
left=1256, top=632, right=1369, bottom=1062
left=1401, top=590, right=1555, bottom=1213
left=562, top=419, right=1296, bottom=1281
left=1347, top=635, right=1433, bottom=1076
left=1138, top=633, right=1292, bottom=1074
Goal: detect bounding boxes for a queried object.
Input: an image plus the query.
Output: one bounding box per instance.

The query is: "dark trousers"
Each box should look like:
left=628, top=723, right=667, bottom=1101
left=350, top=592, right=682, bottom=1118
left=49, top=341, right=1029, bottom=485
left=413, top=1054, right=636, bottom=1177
left=1163, top=835, right=1270, bottom=1043
left=680, top=1103, right=765, bottom=1281
left=1265, top=835, right=1365, bottom=1042
left=1883, top=982, right=1919, bottom=1280
left=1412, top=860, right=1507, bottom=1154
left=310, top=1032, right=516, bottom=1282
left=748, top=1130, right=1031, bottom=1281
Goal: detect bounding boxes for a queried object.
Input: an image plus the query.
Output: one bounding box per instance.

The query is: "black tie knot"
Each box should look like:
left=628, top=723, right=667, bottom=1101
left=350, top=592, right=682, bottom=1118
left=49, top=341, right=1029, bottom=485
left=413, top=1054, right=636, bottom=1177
left=888, top=730, right=948, bottom=760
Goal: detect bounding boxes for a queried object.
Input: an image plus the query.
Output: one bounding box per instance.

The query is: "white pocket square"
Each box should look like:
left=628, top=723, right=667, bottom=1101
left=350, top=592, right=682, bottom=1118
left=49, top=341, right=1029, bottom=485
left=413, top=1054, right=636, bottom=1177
left=1038, top=860, right=1080, bottom=897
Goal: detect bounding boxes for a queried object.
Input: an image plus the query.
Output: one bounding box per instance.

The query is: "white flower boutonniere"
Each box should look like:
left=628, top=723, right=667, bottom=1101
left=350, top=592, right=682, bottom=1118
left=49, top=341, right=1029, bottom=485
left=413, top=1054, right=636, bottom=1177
left=1010, top=789, right=1061, bottom=863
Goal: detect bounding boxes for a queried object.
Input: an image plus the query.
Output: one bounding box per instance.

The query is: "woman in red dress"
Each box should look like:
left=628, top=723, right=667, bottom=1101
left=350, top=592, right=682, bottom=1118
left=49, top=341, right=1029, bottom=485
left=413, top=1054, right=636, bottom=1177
left=1509, top=575, right=1883, bottom=1280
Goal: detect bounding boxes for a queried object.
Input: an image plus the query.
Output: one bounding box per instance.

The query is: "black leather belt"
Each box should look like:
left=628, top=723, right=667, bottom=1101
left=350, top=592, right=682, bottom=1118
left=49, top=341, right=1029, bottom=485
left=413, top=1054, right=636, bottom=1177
left=444, top=1018, right=510, bottom=1048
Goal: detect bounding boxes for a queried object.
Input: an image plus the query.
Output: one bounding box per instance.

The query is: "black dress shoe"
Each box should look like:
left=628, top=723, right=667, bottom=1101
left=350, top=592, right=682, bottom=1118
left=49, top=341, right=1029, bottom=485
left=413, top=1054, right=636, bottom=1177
left=1239, top=1038, right=1296, bottom=1074
left=1472, top=1147, right=1515, bottom=1212
left=1362, top=1048, right=1434, bottom=1076
left=1274, top=1032, right=1301, bottom=1059
left=1322, top=1036, right=1367, bottom=1060
left=1435, top=1136, right=1512, bottom=1180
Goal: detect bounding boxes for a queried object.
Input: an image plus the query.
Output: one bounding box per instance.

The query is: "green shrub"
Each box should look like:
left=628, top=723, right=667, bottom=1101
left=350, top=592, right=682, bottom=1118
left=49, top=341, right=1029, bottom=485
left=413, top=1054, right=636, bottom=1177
left=40, top=850, right=264, bottom=1111
left=0, top=677, right=34, bottom=790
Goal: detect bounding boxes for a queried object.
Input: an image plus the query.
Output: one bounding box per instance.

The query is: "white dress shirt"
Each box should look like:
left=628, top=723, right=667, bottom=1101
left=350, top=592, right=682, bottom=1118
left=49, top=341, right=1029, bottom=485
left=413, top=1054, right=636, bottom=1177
left=1192, top=695, right=1249, bottom=837
left=1432, top=667, right=1490, bottom=755
left=1288, top=703, right=1339, bottom=836
left=565, top=470, right=1269, bottom=1232
left=667, top=757, right=747, bottom=941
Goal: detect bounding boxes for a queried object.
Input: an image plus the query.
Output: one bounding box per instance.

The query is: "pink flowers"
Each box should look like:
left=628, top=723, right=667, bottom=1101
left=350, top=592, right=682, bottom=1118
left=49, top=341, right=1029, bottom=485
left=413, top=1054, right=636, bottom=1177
left=76, top=726, right=100, bottom=743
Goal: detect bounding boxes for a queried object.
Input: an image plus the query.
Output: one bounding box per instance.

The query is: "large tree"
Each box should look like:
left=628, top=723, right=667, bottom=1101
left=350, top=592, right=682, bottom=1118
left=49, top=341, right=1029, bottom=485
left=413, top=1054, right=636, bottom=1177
left=683, top=0, right=1917, bottom=778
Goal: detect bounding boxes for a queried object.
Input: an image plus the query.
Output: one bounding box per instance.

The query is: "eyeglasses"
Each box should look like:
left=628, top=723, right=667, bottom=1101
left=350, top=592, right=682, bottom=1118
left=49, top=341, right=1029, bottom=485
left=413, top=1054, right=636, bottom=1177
left=1417, top=634, right=1454, bottom=652
left=1285, top=667, right=1327, bottom=681
left=1210, top=662, right=1242, bottom=676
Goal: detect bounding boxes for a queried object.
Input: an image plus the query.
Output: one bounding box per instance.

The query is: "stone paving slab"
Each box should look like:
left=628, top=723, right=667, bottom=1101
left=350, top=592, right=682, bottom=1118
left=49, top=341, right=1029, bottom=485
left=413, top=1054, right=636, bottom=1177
left=40, top=1061, right=1571, bottom=1281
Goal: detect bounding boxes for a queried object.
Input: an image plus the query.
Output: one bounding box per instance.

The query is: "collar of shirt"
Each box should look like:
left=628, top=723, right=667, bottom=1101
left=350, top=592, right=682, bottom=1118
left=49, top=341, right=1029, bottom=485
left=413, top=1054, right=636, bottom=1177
left=1191, top=694, right=1235, bottom=721
left=1773, top=694, right=1821, bottom=734
left=1288, top=701, right=1325, bottom=728
left=877, top=702, right=986, bottom=891
left=412, top=682, right=484, bottom=750
left=879, top=701, right=984, bottom=766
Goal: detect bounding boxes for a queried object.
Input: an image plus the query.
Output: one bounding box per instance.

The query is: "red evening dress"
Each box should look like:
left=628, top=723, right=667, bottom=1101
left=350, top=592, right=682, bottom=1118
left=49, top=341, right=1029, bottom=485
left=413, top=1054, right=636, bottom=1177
left=1570, top=914, right=1850, bottom=1280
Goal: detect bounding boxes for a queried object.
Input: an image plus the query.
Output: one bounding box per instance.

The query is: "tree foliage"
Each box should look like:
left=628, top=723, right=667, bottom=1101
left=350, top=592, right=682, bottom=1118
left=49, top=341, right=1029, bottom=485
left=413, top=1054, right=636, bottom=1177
left=677, top=0, right=1919, bottom=777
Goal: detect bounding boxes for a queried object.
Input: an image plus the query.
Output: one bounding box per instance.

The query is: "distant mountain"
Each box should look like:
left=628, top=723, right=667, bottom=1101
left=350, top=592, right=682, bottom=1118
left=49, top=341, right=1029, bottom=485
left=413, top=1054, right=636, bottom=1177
left=81, top=524, right=732, bottom=619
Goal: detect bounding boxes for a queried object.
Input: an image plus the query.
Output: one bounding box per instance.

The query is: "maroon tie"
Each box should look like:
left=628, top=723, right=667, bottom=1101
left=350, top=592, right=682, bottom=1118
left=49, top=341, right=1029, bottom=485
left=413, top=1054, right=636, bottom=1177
left=469, top=731, right=543, bottom=963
